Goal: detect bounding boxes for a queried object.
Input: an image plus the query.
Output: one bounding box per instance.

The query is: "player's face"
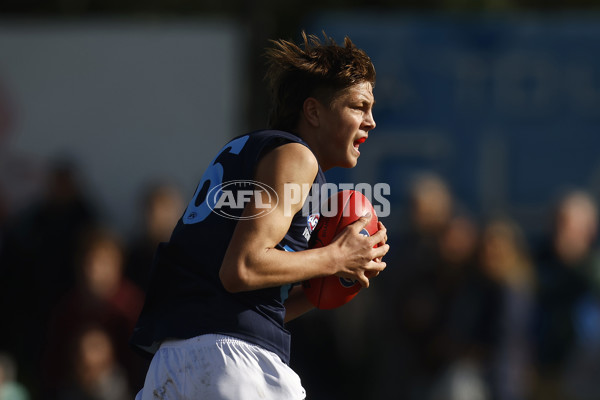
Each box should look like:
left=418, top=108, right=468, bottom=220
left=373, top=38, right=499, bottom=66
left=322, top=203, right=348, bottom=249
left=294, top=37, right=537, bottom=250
left=317, top=82, right=376, bottom=170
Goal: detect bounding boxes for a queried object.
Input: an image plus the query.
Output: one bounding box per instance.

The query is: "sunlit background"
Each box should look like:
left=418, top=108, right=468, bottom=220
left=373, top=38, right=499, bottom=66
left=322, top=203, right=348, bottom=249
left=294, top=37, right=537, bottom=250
left=1, top=1, right=600, bottom=399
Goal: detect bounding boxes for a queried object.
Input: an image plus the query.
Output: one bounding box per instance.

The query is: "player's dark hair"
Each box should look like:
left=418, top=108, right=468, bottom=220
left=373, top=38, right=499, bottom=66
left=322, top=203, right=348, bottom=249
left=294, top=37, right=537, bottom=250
left=264, top=31, right=376, bottom=132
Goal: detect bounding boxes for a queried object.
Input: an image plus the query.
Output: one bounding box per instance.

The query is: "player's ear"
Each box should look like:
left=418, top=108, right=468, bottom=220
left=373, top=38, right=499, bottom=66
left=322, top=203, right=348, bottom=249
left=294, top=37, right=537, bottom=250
left=303, top=97, right=320, bottom=128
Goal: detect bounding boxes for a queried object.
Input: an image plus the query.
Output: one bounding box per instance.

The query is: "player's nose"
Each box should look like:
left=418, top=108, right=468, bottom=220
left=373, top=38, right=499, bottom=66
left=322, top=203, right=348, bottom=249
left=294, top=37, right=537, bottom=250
left=363, top=110, right=376, bottom=131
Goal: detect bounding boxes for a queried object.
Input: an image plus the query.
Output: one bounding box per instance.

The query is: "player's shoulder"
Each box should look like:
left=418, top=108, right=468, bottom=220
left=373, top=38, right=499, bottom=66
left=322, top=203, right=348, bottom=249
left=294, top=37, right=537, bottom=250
left=252, top=130, right=318, bottom=171
left=249, top=129, right=304, bottom=143
left=267, top=141, right=318, bottom=171
left=255, top=141, right=318, bottom=186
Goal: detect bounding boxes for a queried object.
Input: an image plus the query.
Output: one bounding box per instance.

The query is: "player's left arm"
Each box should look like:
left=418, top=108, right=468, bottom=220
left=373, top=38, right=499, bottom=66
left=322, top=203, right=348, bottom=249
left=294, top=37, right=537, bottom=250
left=284, top=285, right=315, bottom=322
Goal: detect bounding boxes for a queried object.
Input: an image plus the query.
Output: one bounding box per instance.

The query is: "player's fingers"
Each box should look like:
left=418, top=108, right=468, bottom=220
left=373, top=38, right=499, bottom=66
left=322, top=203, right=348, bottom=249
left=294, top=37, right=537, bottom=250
left=362, top=262, right=385, bottom=284
left=377, top=221, right=388, bottom=244
left=369, top=226, right=387, bottom=246
left=371, top=244, right=390, bottom=260
left=351, top=212, right=372, bottom=232
left=366, top=270, right=380, bottom=279
left=366, top=258, right=385, bottom=275
left=371, top=259, right=387, bottom=271
left=357, top=272, right=370, bottom=288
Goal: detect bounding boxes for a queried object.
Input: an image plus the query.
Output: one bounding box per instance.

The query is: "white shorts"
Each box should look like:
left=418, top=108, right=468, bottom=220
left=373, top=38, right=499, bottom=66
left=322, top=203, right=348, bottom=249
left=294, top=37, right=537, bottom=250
left=135, top=334, right=306, bottom=400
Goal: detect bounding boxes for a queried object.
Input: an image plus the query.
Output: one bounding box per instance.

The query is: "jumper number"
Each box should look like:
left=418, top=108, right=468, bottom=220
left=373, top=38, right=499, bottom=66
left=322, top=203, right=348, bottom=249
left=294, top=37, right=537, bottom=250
left=183, top=135, right=249, bottom=224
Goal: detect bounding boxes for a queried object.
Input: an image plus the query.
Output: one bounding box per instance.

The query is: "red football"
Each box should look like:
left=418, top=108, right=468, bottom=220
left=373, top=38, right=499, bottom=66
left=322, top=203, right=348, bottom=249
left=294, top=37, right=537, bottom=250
left=303, top=190, right=379, bottom=310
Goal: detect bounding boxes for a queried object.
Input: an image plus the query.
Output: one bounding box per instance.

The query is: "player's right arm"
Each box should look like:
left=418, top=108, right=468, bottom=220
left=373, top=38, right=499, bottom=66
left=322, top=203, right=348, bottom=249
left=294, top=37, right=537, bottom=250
left=218, top=142, right=389, bottom=293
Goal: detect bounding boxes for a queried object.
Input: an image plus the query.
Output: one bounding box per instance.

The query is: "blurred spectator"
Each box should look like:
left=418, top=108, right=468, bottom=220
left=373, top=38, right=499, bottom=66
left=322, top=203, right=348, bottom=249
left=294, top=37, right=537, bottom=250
left=374, top=173, right=482, bottom=400
left=11, top=158, right=97, bottom=307
left=422, top=215, right=491, bottom=400
left=389, top=172, right=455, bottom=316
left=0, top=158, right=97, bottom=395
left=478, top=218, right=536, bottom=400
left=408, top=172, right=454, bottom=237
left=388, top=173, right=455, bottom=342
left=0, top=151, right=45, bottom=223
left=438, top=216, right=480, bottom=271
left=429, top=359, right=490, bottom=400
left=428, top=215, right=482, bottom=356
left=42, top=227, right=144, bottom=399
left=533, top=190, right=600, bottom=400
left=0, top=188, right=7, bottom=256
left=125, top=182, right=184, bottom=291
left=0, top=188, right=10, bottom=317
left=0, top=353, right=30, bottom=400
left=58, top=325, right=131, bottom=400
left=417, top=216, right=536, bottom=400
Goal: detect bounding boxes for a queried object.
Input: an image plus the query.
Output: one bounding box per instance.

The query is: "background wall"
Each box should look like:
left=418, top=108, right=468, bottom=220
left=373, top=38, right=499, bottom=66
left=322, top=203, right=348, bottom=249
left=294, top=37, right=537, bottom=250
left=0, top=20, right=242, bottom=233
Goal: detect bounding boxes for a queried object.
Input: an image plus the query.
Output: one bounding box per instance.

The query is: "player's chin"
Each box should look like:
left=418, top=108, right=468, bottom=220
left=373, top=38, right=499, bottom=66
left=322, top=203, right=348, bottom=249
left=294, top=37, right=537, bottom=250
left=341, top=150, right=360, bottom=168
left=339, top=157, right=358, bottom=169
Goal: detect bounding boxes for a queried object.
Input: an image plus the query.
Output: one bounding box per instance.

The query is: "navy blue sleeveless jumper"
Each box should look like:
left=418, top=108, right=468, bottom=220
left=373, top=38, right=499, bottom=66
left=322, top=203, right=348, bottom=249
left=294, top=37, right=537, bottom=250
left=130, top=130, right=326, bottom=364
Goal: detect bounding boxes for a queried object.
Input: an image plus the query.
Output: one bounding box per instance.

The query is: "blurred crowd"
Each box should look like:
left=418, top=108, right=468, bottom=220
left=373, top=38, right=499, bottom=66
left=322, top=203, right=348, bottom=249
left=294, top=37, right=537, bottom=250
left=2, top=159, right=600, bottom=400
left=0, top=159, right=185, bottom=400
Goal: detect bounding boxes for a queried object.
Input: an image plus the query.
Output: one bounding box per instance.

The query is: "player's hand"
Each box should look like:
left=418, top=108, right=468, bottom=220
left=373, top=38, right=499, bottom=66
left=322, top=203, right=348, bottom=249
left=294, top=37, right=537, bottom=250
left=330, top=213, right=389, bottom=288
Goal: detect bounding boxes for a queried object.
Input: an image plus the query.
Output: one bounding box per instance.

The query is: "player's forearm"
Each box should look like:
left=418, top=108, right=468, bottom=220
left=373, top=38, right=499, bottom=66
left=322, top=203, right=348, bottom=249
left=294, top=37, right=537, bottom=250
left=219, top=245, right=340, bottom=293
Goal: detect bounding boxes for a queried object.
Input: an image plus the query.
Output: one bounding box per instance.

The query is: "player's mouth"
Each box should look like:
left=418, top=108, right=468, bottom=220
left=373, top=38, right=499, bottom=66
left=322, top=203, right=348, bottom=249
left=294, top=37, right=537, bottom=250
left=353, top=137, right=367, bottom=154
